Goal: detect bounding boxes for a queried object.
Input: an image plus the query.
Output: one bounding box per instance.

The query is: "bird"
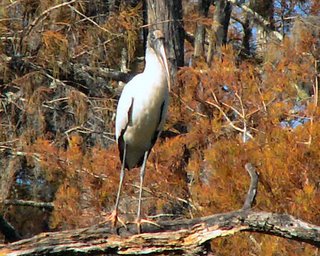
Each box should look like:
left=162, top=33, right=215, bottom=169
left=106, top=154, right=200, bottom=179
left=109, top=30, right=171, bottom=232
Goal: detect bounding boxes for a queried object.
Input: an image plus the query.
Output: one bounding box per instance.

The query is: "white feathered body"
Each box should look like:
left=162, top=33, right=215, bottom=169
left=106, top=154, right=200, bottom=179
left=115, top=48, right=169, bottom=169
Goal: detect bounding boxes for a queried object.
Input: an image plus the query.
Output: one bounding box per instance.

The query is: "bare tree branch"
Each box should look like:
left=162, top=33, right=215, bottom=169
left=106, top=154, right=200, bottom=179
left=229, top=0, right=283, bottom=41
left=80, top=65, right=134, bottom=84
left=4, top=200, right=54, bottom=211
left=4, top=56, right=132, bottom=96
left=242, top=163, right=258, bottom=210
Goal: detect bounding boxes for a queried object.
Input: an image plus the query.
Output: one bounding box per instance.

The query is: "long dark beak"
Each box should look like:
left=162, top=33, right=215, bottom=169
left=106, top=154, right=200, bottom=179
left=156, top=41, right=171, bottom=91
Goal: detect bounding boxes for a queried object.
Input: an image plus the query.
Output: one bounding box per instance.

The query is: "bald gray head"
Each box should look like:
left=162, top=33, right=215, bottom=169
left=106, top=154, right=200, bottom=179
left=148, top=30, right=164, bottom=44
left=147, top=30, right=171, bottom=91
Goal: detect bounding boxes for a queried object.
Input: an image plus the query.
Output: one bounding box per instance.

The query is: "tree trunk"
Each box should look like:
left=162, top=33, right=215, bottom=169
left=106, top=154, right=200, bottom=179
left=146, top=0, right=184, bottom=71
left=207, top=0, right=232, bottom=64
left=194, top=0, right=211, bottom=59
left=242, top=14, right=252, bottom=56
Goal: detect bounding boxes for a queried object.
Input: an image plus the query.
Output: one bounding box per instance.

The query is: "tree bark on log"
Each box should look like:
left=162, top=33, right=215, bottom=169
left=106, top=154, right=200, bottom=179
left=0, top=210, right=319, bottom=255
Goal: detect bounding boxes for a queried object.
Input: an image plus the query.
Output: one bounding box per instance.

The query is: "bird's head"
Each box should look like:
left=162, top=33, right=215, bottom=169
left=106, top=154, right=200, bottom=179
left=149, top=30, right=171, bottom=91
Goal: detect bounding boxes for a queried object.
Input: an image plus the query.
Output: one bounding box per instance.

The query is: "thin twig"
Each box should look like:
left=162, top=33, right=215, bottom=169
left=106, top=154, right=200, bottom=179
left=171, top=91, right=208, bottom=118
left=67, top=5, right=116, bottom=35
left=205, top=100, right=253, bottom=138
left=25, top=0, right=77, bottom=36
left=235, top=92, right=249, bottom=143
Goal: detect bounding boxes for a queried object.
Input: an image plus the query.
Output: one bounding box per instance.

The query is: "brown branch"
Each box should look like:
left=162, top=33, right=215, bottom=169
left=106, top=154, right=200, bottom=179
left=184, top=30, right=211, bottom=48
left=79, top=65, right=134, bottom=84
left=242, top=163, right=258, bottom=210
left=185, top=30, right=195, bottom=46
left=0, top=214, right=21, bottom=243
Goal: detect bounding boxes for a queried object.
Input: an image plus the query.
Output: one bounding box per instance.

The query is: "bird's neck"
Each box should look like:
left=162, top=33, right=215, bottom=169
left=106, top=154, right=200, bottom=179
left=144, top=48, right=165, bottom=79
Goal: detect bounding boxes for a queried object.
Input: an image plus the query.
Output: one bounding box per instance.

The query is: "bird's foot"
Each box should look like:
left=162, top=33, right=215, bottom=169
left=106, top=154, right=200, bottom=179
left=101, top=210, right=127, bottom=230
left=135, top=218, right=161, bottom=234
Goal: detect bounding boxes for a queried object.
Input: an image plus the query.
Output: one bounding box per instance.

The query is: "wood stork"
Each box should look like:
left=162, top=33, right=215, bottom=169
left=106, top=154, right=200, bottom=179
left=110, top=30, right=171, bottom=232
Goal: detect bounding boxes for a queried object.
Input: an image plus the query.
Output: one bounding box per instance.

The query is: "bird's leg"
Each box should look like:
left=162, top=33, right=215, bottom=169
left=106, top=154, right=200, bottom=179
left=136, top=151, right=148, bottom=233
left=135, top=151, right=160, bottom=233
left=106, top=144, right=127, bottom=229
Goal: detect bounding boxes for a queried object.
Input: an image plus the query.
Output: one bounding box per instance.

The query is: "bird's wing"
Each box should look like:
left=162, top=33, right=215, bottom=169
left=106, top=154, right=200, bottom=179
left=116, top=98, right=134, bottom=165
left=115, top=81, right=136, bottom=165
left=115, top=82, right=136, bottom=142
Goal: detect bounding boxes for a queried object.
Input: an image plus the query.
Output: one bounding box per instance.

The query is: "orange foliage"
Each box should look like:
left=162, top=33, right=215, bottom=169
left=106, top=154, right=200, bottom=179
left=168, top=24, right=318, bottom=254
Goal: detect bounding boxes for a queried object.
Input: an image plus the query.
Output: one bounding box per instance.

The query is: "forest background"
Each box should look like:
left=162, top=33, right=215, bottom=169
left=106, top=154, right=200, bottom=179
left=0, top=0, right=319, bottom=255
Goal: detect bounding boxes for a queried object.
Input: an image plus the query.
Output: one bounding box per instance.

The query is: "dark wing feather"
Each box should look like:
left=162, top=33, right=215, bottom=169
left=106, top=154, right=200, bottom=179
left=117, top=97, right=134, bottom=169
left=151, top=100, right=166, bottom=148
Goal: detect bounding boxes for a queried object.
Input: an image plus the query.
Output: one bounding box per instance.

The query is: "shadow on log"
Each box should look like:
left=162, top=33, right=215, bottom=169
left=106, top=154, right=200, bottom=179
left=0, top=164, right=319, bottom=255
